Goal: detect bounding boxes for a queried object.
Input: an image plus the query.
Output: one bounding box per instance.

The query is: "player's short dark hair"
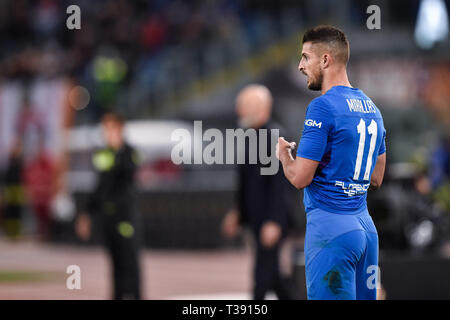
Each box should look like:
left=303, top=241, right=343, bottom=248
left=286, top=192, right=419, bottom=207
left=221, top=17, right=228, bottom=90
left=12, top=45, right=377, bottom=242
left=302, top=25, right=350, bottom=65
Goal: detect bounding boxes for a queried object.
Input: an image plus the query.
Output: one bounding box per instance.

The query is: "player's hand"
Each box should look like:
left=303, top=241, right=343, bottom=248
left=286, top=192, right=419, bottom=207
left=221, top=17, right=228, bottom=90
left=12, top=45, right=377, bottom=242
left=276, top=137, right=296, bottom=161
left=221, top=209, right=241, bottom=239
left=260, top=221, right=281, bottom=248
left=75, top=212, right=91, bottom=241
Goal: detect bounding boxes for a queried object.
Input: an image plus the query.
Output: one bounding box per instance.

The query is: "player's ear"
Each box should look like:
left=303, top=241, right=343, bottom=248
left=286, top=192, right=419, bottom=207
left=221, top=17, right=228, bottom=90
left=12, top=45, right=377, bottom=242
left=321, top=53, right=330, bottom=69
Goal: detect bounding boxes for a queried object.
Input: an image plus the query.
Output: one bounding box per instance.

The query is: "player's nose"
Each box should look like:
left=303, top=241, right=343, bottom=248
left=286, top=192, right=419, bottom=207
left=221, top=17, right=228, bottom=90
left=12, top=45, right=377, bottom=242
left=298, top=62, right=305, bottom=73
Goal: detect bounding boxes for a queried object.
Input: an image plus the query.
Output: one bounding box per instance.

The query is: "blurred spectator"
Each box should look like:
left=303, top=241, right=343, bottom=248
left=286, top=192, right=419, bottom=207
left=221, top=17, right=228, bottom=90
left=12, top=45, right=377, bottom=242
left=430, top=133, right=450, bottom=190
left=221, top=84, right=298, bottom=300
left=23, top=131, right=56, bottom=241
left=1, top=138, right=26, bottom=240
left=422, top=63, right=450, bottom=126
left=16, top=90, right=44, bottom=162
left=75, top=111, right=142, bottom=300
left=430, top=132, right=450, bottom=217
left=139, top=14, right=167, bottom=52
left=404, top=170, right=448, bottom=251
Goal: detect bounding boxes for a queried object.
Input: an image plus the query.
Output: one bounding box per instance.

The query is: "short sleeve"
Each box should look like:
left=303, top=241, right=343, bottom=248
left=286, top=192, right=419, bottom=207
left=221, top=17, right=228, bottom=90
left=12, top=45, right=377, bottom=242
left=378, top=127, right=386, bottom=155
left=296, top=99, right=333, bottom=161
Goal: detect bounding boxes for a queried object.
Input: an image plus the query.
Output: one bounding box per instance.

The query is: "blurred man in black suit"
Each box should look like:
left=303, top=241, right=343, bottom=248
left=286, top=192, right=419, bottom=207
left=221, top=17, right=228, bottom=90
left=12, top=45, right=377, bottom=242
left=222, top=84, right=297, bottom=300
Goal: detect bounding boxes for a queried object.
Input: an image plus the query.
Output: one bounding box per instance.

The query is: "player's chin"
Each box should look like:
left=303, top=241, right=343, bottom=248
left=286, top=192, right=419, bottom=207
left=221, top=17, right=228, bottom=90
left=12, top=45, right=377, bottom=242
left=307, top=82, right=321, bottom=91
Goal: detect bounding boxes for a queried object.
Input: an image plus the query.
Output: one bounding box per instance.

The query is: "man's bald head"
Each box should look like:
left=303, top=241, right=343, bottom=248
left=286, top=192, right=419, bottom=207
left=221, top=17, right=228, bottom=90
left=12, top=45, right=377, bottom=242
left=302, top=25, right=350, bottom=66
left=235, top=84, right=273, bottom=129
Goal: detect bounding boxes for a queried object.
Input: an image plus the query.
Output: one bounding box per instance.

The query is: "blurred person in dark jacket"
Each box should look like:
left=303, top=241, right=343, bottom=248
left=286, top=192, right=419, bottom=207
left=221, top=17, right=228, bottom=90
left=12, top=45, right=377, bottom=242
left=75, top=111, right=142, bottom=300
left=1, top=139, right=26, bottom=240
left=222, top=84, right=298, bottom=300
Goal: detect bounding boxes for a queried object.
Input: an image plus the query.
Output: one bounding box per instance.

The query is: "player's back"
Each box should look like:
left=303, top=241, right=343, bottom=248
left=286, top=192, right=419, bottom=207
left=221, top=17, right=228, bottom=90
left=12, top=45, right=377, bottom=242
left=297, top=85, right=386, bottom=214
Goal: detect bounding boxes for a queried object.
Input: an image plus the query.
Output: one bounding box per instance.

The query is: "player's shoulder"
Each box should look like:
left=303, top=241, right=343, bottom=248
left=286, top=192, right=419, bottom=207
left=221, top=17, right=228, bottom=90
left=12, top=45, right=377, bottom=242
left=307, top=95, right=332, bottom=110
left=327, top=86, right=384, bottom=118
left=357, top=89, right=384, bottom=118
left=305, top=95, right=337, bottom=121
left=310, top=94, right=328, bottom=105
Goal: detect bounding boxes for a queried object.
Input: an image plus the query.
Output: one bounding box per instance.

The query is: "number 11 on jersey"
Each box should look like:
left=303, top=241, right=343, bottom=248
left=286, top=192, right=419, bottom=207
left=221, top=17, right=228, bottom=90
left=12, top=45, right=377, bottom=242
left=353, top=118, right=378, bottom=181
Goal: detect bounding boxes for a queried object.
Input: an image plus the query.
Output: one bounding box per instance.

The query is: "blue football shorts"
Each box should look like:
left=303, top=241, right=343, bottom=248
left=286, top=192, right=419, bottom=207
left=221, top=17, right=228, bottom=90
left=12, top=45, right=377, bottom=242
left=304, top=207, right=379, bottom=300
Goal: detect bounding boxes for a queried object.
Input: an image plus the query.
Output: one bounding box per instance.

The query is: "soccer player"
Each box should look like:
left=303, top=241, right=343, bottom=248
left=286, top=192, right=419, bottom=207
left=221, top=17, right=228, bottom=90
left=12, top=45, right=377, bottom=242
left=277, top=25, right=386, bottom=300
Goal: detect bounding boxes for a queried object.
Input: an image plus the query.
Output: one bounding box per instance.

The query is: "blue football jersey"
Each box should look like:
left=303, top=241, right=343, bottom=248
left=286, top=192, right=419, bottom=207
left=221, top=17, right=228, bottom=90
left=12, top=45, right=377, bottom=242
left=296, top=85, right=386, bottom=213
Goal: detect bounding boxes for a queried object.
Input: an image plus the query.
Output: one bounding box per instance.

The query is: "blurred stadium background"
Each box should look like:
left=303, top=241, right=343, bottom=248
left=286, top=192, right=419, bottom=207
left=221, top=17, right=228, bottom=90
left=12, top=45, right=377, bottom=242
left=0, top=0, right=449, bottom=299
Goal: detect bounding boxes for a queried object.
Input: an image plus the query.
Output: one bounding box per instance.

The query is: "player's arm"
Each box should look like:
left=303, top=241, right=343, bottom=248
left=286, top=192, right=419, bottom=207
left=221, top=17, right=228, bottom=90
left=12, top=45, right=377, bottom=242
left=281, top=99, right=331, bottom=189
left=278, top=137, right=319, bottom=190
left=369, top=153, right=386, bottom=191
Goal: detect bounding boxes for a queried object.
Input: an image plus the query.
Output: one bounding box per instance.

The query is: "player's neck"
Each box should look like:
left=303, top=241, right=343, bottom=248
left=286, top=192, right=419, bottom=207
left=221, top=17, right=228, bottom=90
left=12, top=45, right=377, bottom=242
left=321, top=68, right=352, bottom=95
